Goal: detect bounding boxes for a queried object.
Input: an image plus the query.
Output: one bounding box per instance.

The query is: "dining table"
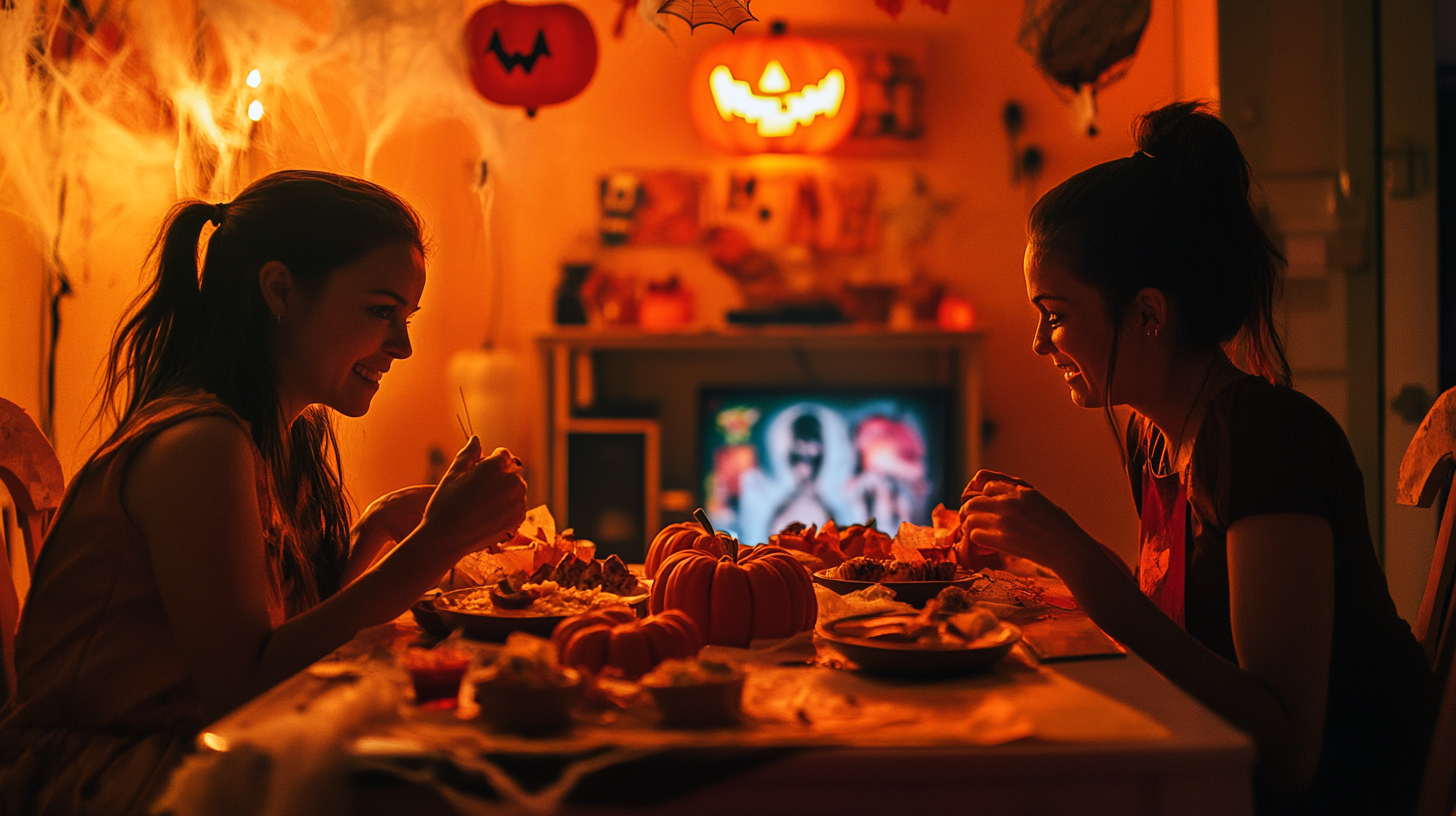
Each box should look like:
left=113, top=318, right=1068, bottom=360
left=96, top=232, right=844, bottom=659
left=157, top=577, right=1255, bottom=816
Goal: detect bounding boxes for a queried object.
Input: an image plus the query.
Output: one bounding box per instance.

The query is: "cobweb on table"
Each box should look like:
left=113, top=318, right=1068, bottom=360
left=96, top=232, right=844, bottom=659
left=657, top=0, right=758, bottom=33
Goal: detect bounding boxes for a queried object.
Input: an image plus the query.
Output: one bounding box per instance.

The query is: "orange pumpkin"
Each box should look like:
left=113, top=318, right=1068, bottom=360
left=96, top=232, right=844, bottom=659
left=551, top=607, right=702, bottom=679
left=649, top=544, right=817, bottom=647
left=688, top=26, right=860, bottom=154
left=466, top=1, right=599, bottom=117
left=644, top=521, right=731, bottom=579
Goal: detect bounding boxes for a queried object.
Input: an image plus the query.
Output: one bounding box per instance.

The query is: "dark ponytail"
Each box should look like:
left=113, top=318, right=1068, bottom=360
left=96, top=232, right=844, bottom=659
left=1028, top=101, right=1290, bottom=388
left=102, top=170, right=425, bottom=615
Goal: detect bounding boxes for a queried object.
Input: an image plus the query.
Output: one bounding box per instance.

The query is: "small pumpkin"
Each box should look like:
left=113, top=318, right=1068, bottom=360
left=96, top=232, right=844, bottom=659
left=644, top=521, right=731, bottom=579
left=649, top=543, right=816, bottom=648
left=551, top=607, right=702, bottom=679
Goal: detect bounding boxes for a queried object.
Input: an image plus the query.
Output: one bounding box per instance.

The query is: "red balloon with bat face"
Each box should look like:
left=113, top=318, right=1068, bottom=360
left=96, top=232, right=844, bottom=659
left=466, top=1, right=599, bottom=117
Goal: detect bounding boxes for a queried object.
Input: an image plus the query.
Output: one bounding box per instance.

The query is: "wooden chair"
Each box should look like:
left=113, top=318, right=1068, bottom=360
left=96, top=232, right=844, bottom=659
left=1396, top=385, right=1456, bottom=816
left=0, top=397, right=65, bottom=700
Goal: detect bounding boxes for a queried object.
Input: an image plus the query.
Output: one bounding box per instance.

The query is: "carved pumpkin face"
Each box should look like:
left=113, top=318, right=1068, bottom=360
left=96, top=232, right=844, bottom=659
left=689, top=33, right=861, bottom=154
left=466, top=1, right=598, bottom=117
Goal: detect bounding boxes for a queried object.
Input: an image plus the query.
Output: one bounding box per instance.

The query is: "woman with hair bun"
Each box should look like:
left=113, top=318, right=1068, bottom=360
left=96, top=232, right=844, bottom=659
left=959, top=102, right=1435, bottom=815
left=0, top=170, right=528, bottom=813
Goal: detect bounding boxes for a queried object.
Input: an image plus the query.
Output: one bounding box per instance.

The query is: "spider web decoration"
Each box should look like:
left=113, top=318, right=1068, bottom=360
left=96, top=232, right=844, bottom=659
left=1018, top=0, right=1150, bottom=136
left=657, top=0, right=757, bottom=33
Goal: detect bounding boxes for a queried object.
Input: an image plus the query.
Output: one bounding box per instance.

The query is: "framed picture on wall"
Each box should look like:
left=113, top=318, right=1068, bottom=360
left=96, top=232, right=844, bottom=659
left=832, top=38, right=928, bottom=158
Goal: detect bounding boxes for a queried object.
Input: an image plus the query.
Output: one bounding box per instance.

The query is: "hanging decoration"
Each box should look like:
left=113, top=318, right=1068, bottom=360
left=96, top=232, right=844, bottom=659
left=689, top=22, right=860, bottom=154
left=658, top=0, right=757, bottom=33
left=1018, top=0, right=1151, bottom=136
left=872, top=0, right=950, bottom=19
left=466, top=1, right=598, bottom=117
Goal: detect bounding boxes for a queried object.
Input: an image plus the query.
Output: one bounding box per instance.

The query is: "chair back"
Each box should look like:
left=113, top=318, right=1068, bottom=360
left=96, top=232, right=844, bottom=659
left=1398, top=385, right=1456, bottom=816
left=0, top=397, right=65, bottom=698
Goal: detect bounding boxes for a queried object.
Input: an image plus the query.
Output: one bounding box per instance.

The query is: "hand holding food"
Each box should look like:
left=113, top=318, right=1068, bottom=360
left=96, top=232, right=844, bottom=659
left=421, top=438, right=529, bottom=557
left=957, top=469, right=1095, bottom=573
left=354, top=484, right=434, bottom=550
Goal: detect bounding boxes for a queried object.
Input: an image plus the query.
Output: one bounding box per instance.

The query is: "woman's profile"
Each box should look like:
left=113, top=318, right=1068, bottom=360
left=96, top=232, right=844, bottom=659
left=0, top=170, right=527, bottom=814
left=959, top=102, right=1436, bottom=815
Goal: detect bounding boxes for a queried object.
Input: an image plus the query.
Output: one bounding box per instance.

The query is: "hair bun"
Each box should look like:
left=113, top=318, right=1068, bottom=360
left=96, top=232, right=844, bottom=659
left=1133, top=101, right=1250, bottom=201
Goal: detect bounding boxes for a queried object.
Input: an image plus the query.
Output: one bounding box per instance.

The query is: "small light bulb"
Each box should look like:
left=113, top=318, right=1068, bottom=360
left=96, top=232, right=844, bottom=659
left=248, top=100, right=264, bottom=121
left=246, top=69, right=261, bottom=88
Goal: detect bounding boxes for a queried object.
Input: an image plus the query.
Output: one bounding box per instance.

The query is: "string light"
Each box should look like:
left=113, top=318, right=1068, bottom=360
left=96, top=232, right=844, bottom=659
left=248, top=100, right=264, bottom=121
left=246, top=69, right=261, bottom=88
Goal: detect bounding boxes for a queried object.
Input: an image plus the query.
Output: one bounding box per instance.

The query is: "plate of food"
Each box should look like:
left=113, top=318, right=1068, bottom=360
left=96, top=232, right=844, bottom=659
left=817, top=604, right=1021, bottom=679
left=434, top=582, right=648, bottom=642
left=813, top=557, right=976, bottom=607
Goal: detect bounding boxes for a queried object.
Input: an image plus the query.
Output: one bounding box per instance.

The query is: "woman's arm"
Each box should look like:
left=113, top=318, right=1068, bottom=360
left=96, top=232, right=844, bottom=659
left=343, top=485, right=434, bottom=586
left=960, top=472, right=1333, bottom=796
left=123, top=417, right=526, bottom=720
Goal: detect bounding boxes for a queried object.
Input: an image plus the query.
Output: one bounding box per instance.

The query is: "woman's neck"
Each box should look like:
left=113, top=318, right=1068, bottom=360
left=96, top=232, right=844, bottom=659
left=1133, top=352, right=1245, bottom=474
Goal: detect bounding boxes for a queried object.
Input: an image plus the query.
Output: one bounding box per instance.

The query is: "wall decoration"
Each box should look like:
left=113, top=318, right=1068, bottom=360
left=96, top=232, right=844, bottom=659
left=466, top=1, right=599, bottom=117
left=689, top=24, right=860, bottom=155
left=630, top=171, right=704, bottom=245
left=1018, top=0, right=1151, bottom=136
left=599, top=171, right=644, bottom=246
left=658, top=0, right=757, bottom=33
left=835, top=40, right=926, bottom=157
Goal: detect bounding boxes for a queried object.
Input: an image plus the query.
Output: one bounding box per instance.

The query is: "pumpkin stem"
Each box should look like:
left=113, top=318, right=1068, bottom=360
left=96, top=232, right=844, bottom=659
left=693, top=507, right=717, bottom=537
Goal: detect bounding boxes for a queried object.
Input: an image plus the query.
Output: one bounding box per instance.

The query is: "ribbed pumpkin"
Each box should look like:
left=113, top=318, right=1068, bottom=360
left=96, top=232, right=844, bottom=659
left=551, top=607, right=702, bottom=679
left=649, top=544, right=816, bottom=647
left=645, top=521, right=731, bottom=579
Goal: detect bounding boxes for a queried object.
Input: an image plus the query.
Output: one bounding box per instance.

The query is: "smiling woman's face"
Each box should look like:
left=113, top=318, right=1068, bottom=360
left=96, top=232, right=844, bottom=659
left=273, top=242, right=426, bottom=420
left=1023, top=246, right=1124, bottom=409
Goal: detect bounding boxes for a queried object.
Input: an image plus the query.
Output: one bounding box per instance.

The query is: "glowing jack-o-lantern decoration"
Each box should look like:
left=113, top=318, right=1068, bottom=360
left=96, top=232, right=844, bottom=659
left=689, top=26, right=860, bottom=154
left=466, top=1, right=598, bottom=117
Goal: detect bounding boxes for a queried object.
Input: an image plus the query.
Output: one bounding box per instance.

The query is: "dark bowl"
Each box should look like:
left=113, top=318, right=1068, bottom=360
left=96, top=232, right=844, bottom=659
left=644, top=677, right=745, bottom=729
left=812, top=570, right=976, bottom=608
left=410, top=597, right=453, bottom=638
left=474, top=673, right=582, bottom=736
left=817, top=612, right=1020, bottom=679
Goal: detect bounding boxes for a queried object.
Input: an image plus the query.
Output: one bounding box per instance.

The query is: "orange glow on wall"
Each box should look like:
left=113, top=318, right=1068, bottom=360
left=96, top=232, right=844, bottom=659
left=690, top=30, right=859, bottom=154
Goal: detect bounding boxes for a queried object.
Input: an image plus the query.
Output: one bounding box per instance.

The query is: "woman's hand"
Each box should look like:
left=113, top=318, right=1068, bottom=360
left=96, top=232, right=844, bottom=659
left=345, top=485, right=434, bottom=584
left=957, top=470, right=1097, bottom=573
left=420, top=436, right=528, bottom=557
left=356, top=485, right=433, bottom=546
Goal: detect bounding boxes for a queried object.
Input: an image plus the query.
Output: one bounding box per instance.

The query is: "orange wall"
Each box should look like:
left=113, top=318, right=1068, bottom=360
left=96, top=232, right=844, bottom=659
left=0, top=0, right=1215, bottom=563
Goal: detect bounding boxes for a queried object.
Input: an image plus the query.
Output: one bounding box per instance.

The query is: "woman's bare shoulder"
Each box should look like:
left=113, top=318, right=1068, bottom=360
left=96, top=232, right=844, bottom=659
left=122, top=414, right=259, bottom=523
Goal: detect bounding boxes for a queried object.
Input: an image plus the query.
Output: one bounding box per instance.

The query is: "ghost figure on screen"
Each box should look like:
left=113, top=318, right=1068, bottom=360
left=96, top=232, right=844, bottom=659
left=843, top=414, right=930, bottom=532
left=737, top=403, right=855, bottom=546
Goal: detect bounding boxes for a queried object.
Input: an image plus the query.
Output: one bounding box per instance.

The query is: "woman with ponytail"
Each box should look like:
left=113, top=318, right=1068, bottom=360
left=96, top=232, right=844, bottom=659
left=959, top=103, right=1435, bottom=815
left=0, top=170, right=527, bottom=814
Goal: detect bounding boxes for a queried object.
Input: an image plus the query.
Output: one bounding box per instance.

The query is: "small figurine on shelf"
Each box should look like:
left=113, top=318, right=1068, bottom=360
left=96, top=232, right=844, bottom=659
left=554, top=262, right=592, bottom=325
left=638, top=276, right=693, bottom=333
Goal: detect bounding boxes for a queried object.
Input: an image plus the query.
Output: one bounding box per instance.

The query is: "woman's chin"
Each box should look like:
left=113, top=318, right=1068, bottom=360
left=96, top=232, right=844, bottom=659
left=1067, top=386, right=1104, bottom=409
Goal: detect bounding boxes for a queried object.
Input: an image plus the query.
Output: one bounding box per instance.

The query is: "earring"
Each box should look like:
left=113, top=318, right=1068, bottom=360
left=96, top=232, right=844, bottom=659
left=1146, top=327, right=1159, bottom=339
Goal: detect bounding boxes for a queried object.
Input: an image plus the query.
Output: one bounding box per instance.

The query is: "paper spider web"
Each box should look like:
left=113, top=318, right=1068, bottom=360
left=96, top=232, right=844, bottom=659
left=657, top=0, right=757, bottom=33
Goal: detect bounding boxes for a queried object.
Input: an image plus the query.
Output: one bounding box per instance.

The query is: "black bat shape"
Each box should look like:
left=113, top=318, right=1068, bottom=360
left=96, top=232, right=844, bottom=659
left=487, top=30, right=550, bottom=75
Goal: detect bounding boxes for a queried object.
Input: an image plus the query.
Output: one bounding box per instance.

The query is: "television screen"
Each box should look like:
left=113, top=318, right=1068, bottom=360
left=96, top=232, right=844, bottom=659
left=699, top=388, right=951, bottom=546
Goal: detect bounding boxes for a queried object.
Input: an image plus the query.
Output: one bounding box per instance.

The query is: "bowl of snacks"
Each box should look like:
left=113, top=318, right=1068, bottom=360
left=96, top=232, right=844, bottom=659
left=435, top=578, right=647, bottom=642
left=474, top=633, right=582, bottom=735
left=403, top=646, right=471, bottom=709
left=640, top=659, right=745, bottom=728
left=818, top=590, right=1020, bottom=679
left=813, top=557, right=976, bottom=608
left=410, top=590, right=452, bottom=637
